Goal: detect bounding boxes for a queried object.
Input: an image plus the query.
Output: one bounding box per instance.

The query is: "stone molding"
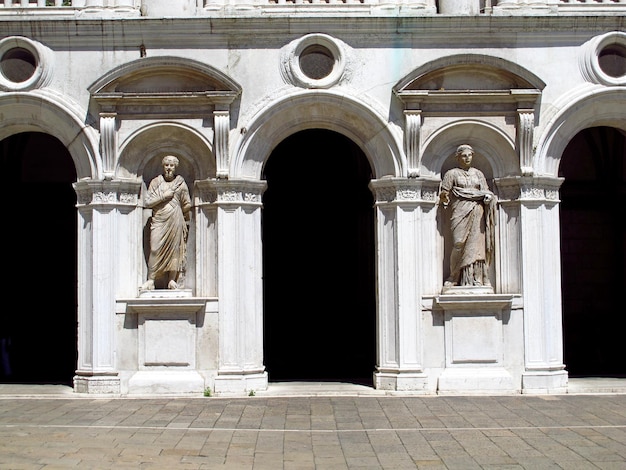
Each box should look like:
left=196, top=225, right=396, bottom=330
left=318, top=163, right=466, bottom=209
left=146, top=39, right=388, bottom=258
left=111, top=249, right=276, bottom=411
left=369, top=177, right=440, bottom=205
left=74, top=179, right=142, bottom=208
left=495, top=176, right=563, bottom=204
left=194, top=179, right=267, bottom=207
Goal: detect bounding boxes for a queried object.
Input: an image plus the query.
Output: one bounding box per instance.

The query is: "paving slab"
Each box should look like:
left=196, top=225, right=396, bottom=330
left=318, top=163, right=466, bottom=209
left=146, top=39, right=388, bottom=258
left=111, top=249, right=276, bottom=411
left=0, top=381, right=625, bottom=468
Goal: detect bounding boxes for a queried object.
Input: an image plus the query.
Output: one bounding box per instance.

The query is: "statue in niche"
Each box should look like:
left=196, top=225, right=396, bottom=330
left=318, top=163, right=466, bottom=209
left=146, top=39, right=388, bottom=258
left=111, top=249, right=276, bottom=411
left=439, top=144, right=497, bottom=289
left=141, top=155, right=191, bottom=290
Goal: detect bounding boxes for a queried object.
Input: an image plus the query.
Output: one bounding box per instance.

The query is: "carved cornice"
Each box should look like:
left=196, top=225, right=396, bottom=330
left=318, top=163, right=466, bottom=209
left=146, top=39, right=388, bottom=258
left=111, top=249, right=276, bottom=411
left=194, top=179, right=267, bottom=207
left=495, top=176, right=563, bottom=204
left=74, top=179, right=142, bottom=208
left=369, top=177, right=440, bottom=205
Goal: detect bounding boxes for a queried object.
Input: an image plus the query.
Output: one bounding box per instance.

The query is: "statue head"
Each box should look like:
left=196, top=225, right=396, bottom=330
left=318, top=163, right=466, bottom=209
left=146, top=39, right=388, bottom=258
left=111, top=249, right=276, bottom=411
left=162, top=155, right=180, bottom=167
left=455, top=144, right=474, bottom=170
left=161, top=155, right=179, bottom=181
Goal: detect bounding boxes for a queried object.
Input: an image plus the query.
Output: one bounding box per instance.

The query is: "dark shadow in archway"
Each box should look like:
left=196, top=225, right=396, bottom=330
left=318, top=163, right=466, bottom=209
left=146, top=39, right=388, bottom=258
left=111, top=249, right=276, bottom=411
left=262, top=129, right=376, bottom=385
left=560, top=126, right=626, bottom=377
left=0, top=132, right=77, bottom=385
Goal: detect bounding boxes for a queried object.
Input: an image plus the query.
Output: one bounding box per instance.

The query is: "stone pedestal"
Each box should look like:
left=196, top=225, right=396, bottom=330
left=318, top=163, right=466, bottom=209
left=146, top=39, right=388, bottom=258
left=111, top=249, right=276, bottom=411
left=438, top=0, right=480, bottom=15
left=435, top=293, right=516, bottom=394
left=116, top=290, right=209, bottom=394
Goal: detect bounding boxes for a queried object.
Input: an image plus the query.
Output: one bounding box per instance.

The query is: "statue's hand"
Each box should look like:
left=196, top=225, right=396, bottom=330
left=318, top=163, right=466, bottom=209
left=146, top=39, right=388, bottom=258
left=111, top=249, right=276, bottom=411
left=484, top=194, right=493, bottom=203
left=439, top=192, right=450, bottom=206
left=163, top=189, right=175, bottom=201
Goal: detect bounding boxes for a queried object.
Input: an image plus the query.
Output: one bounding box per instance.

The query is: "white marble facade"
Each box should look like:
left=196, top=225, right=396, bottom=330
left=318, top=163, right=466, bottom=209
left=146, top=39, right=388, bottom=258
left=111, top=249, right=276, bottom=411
left=1, top=1, right=625, bottom=395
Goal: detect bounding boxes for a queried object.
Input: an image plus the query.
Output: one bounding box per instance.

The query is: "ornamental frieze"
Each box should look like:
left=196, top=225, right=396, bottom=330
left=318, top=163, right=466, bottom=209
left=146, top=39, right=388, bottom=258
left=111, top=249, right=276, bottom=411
left=369, top=177, right=440, bottom=204
left=74, top=180, right=142, bottom=207
left=495, top=176, right=563, bottom=203
left=194, top=179, right=267, bottom=206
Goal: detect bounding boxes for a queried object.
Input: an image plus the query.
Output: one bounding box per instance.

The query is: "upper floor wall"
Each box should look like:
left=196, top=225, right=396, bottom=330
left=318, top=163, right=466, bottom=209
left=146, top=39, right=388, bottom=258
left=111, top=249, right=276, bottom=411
left=0, top=0, right=624, bottom=18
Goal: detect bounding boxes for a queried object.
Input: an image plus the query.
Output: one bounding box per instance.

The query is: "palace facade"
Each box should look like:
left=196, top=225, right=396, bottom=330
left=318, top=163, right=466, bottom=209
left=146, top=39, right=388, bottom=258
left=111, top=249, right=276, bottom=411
left=1, top=0, right=625, bottom=395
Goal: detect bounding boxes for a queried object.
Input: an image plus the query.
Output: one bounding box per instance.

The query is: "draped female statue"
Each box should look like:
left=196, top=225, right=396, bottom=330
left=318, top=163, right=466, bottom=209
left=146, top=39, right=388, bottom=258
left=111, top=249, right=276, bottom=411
left=439, top=144, right=496, bottom=289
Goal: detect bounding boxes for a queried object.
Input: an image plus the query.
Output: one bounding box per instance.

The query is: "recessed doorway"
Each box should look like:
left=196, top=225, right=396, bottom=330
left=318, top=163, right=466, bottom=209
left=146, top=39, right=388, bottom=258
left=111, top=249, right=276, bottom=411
left=262, top=129, right=376, bottom=384
left=0, top=132, right=77, bottom=385
left=560, top=126, right=626, bottom=377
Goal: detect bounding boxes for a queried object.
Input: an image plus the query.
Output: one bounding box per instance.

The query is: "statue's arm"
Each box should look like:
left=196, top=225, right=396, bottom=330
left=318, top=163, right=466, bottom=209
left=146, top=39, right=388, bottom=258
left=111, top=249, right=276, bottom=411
left=144, top=179, right=161, bottom=209
left=180, top=183, right=192, bottom=217
left=439, top=171, right=454, bottom=206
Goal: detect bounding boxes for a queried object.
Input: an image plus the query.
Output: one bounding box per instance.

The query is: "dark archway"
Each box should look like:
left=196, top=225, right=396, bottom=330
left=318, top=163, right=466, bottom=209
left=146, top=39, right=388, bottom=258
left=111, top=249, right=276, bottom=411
left=262, top=129, right=376, bottom=384
left=560, top=126, right=626, bottom=377
left=0, top=132, right=77, bottom=385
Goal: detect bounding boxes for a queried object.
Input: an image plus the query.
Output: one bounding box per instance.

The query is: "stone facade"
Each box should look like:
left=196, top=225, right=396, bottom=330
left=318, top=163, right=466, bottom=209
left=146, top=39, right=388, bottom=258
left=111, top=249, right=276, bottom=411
left=0, top=0, right=625, bottom=395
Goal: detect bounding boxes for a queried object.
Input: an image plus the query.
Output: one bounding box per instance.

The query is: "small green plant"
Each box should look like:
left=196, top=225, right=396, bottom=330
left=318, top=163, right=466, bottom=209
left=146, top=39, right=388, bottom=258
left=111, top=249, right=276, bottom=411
left=203, top=387, right=212, bottom=397
left=248, top=389, right=255, bottom=396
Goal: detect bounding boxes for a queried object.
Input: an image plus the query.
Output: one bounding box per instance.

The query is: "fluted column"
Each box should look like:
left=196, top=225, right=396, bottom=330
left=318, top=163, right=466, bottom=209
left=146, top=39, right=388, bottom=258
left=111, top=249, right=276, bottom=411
left=73, top=179, right=142, bottom=394
left=210, top=179, right=268, bottom=394
left=369, top=177, right=439, bottom=392
left=514, top=176, right=568, bottom=393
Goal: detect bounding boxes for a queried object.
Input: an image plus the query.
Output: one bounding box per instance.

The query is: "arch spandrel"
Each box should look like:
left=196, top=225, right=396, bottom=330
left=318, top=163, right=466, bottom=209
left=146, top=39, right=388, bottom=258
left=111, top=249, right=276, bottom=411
left=537, top=87, right=626, bottom=177
left=0, top=92, right=99, bottom=180
left=231, top=90, right=405, bottom=180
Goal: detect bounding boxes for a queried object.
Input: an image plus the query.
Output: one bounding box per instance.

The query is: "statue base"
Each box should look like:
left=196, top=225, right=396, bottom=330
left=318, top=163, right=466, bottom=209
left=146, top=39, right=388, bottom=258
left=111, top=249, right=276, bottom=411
left=116, top=293, right=211, bottom=395
left=441, top=285, right=494, bottom=295
left=435, top=293, right=517, bottom=394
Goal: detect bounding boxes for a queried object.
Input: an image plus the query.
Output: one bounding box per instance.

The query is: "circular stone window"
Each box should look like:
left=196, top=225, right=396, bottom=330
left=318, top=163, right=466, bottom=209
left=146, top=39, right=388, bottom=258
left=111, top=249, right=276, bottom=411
left=1, top=47, right=37, bottom=83
left=580, top=32, right=626, bottom=86
left=299, top=44, right=335, bottom=80
left=598, top=43, right=626, bottom=79
left=282, top=34, right=348, bottom=89
left=0, top=37, right=53, bottom=91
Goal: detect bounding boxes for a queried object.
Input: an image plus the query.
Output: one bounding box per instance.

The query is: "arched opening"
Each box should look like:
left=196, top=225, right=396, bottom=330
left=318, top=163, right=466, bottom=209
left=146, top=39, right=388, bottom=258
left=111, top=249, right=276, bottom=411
left=560, top=126, right=626, bottom=377
left=0, top=132, right=77, bottom=385
left=262, top=129, right=376, bottom=384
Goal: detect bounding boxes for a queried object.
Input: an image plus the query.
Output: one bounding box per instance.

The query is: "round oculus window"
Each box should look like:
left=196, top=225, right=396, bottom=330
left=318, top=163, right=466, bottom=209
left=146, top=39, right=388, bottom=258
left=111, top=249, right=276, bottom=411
left=598, top=43, right=626, bottom=79
left=299, top=44, right=335, bottom=80
left=1, top=47, right=37, bottom=83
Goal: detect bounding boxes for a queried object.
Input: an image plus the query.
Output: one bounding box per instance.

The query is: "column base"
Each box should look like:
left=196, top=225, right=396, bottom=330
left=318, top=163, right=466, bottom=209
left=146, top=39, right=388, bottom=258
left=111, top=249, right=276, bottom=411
left=374, top=370, right=430, bottom=393
left=74, top=374, right=120, bottom=394
left=522, top=370, right=568, bottom=394
left=214, top=371, right=268, bottom=396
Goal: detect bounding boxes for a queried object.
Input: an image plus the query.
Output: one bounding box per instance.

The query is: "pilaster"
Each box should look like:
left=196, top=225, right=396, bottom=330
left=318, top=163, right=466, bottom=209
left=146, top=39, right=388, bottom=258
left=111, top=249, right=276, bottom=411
left=207, top=179, right=268, bottom=395
left=369, top=177, right=439, bottom=392
left=499, top=176, right=567, bottom=393
left=73, top=179, right=142, bottom=394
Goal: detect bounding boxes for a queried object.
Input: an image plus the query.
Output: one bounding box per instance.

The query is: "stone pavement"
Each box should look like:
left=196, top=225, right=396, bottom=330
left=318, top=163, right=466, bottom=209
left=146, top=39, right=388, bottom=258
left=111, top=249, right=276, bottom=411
left=1, top=382, right=626, bottom=469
